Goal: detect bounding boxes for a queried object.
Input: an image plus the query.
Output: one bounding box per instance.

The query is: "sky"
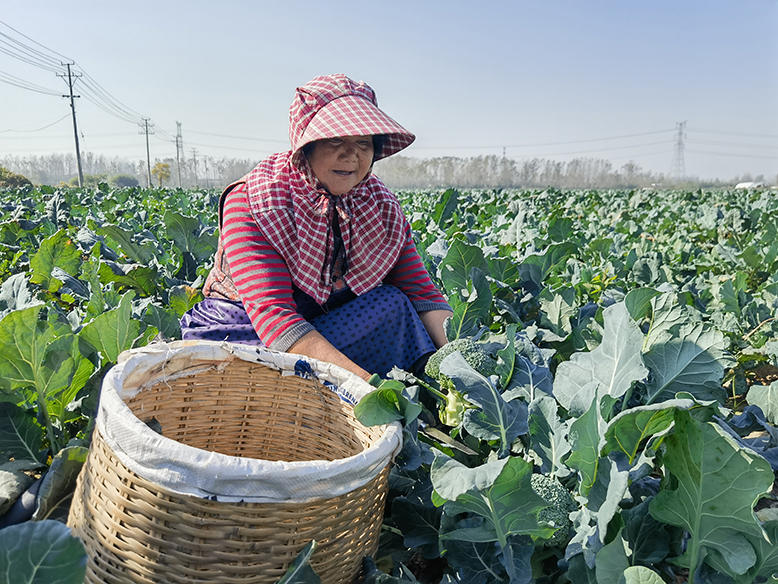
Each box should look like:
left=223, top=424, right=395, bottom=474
left=1, top=1, right=777, bottom=182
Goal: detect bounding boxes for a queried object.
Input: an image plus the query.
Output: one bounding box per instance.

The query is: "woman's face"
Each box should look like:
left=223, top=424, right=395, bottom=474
left=306, top=135, right=374, bottom=196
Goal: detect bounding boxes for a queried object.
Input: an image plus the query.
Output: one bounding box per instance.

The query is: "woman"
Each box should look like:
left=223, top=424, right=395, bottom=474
left=181, top=74, right=451, bottom=380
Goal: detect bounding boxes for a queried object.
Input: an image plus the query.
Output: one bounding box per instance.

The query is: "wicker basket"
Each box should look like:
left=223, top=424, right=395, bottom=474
left=67, top=342, right=401, bottom=584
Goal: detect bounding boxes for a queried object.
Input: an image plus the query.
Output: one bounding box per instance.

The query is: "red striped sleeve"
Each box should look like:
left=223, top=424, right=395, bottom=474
left=220, top=184, right=314, bottom=349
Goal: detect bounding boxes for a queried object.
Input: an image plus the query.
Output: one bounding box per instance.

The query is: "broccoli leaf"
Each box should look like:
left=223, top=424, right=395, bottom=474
left=528, top=395, right=571, bottom=478
left=746, top=381, right=778, bottom=425
left=601, top=399, right=696, bottom=465
left=0, top=403, right=46, bottom=464
left=566, top=397, right=601, bottom=496
left=29, top=230, right=81, bottom=293
left=79, top=291, right=140, bottom=363
left=445, top=267, right=492, bottom=341
left=553, top=302, right=648, bottom=417
left=595, top=529, right=630, bottom=584
left=440, top=352, right=527, bottom=458
left=0, top=520, right=86, bottom=584
left=624, top=287, right=661, bottom=322
left=501, top=354, right=553, bottom=403
left=432, top=454, right=554, bottom=544
left=649, top=409, right=774, bottom=578
left=642, top=322, right=732, bottom=405
left=622, top=497, right=670, bottom=566
left=617, top=566, right=666, bottom=584
left=438, top=238, right=489, bottom=298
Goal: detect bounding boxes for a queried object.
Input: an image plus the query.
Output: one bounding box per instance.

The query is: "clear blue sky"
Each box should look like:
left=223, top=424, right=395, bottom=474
left=1, top=0, right=777, bottom=181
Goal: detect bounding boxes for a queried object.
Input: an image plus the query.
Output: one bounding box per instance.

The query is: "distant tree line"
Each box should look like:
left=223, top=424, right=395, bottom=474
left=0, top=151, right=767, bottom=190
left=0, top=153, right=257, bottom=190
left=373, top=155, right=753, bottom=189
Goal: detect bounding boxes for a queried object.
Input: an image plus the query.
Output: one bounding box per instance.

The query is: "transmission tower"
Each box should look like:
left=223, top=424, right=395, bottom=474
left=139, top=118, right=155, bottom=187
left=670, top=121, right=686, bottom=181
left=191, top=148, right=199, bottom=188
left=175, top=121, right=184, bottom=188
left=57, top=63, right=84, bottom=187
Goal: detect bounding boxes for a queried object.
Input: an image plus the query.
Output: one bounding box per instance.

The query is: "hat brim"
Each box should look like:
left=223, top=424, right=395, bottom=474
left=295, top=95, right=415, bottom=162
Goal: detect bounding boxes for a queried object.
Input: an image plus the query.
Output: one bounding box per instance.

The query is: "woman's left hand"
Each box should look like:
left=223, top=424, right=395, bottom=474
left=419, top=309, right=452, bottom=349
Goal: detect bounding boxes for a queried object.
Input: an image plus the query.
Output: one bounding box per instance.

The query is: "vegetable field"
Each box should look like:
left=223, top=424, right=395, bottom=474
left=1, top=183, right=777, bottom=584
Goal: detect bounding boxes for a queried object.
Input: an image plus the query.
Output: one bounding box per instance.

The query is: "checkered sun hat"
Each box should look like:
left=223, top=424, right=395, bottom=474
left=289, top=74, right=415, bottom=164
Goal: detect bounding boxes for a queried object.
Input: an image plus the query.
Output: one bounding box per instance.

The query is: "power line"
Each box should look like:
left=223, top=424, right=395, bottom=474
left=687, top=138, right=778, bottom=150
left=688, top=127, right=778, bottom=140
left=686, top=149, right=778, bottom=160
left=0, top=69, right=61, bottom=95
left=186, top=129, right=288, bottom=143
left=410, top=128, right=676, bottom=151
left=0, top=114, right=69, bottom=133
left=0, top=19, right=72, bottom=62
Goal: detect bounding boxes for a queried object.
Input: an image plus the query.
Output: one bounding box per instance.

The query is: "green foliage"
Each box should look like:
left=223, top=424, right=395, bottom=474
left=0, top=520, right=87, bottom=584
left=109, top=174, right=139, bottom=188
left=0, top=166, right=32, bottom=189
left=1, top=184, right=778, bottom=583
left=649, top=409, right=774, bottom=581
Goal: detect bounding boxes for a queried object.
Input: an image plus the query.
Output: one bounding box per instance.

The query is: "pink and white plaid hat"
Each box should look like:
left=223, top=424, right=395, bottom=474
left=289, top=74, right=415, bottom=165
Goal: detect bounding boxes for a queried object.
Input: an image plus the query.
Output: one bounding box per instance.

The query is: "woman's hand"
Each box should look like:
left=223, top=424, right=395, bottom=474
left=288, top=330, right=372, bottom=381
left=419, top=309, right=452, bottom=349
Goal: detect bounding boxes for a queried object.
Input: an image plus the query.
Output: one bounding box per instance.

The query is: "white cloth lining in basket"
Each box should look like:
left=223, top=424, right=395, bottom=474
left=95, top=341, right=402, bottom=504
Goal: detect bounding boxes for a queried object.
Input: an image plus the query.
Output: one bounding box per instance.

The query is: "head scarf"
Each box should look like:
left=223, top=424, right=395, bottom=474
left=244, top=74, right=415, bottom=305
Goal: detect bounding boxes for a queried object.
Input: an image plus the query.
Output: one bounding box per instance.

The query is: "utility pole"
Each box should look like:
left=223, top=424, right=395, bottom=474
left=191, top=148, right=199, bottom=188
left=57, top=63, right=84, bottom=187
left=670, top=121, right=686, bottom=181
left=175, top=121, right=183, bottom=188
left=139, top=118, right=154, bottom=187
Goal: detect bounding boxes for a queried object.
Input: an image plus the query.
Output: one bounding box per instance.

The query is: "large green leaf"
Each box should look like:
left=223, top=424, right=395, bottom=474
left=642, top=322, right=732, bottom=405
left=0, top=305, right=76, bottom=403
left=29, top=230, right=81, bottom=293
left=168, top=284, right=204, bottom=318
left=566, top=397, right=601, bottom=497
left=538, top=286, right=576, bottom=339
left=98, top=262, right=159, bottom=297
left=0, top=273, right=43, bottom=318
left=622, top=498, right=670, bottom=566
left=0, top=520, right=86, bottom=584
left=624, top=287, right=661, bottom=322
left=96, top=223, right=160, bottom=264
left=431, top=455, right=554, bottom=545
left=649, top=409, right=774, bottom=579
left=441, top=352, right=528, bottom=458
left=32, top=445, right=89, bottom=522
left=163, top=210, right=217, bottom=262
left=391, top=496, right=442, bottom=559
left=595, top=530, right=630, bottom=584
left=617, top=566, right=665, bottom=584
left=438, top=238, right=489, bottom=298
left=0, top=469, right=35, bottom=516
left=444, top=267, right=492, bottom=341
left=746, top=381, right=778, bottom=425
left=79, top=291, right=140, bottom=363
left=0, top=403, right=46, bottom=464
left=601, top=399, right=696, bottom=465
left=554, top=302, right=648, bottom=417
left=528, top=395, right=572, bottom=478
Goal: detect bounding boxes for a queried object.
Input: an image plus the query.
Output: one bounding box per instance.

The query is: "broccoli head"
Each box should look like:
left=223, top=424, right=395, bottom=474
left=530, top=474, right=577, bottom=548
left=424, top=338, right=498, bottom=382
